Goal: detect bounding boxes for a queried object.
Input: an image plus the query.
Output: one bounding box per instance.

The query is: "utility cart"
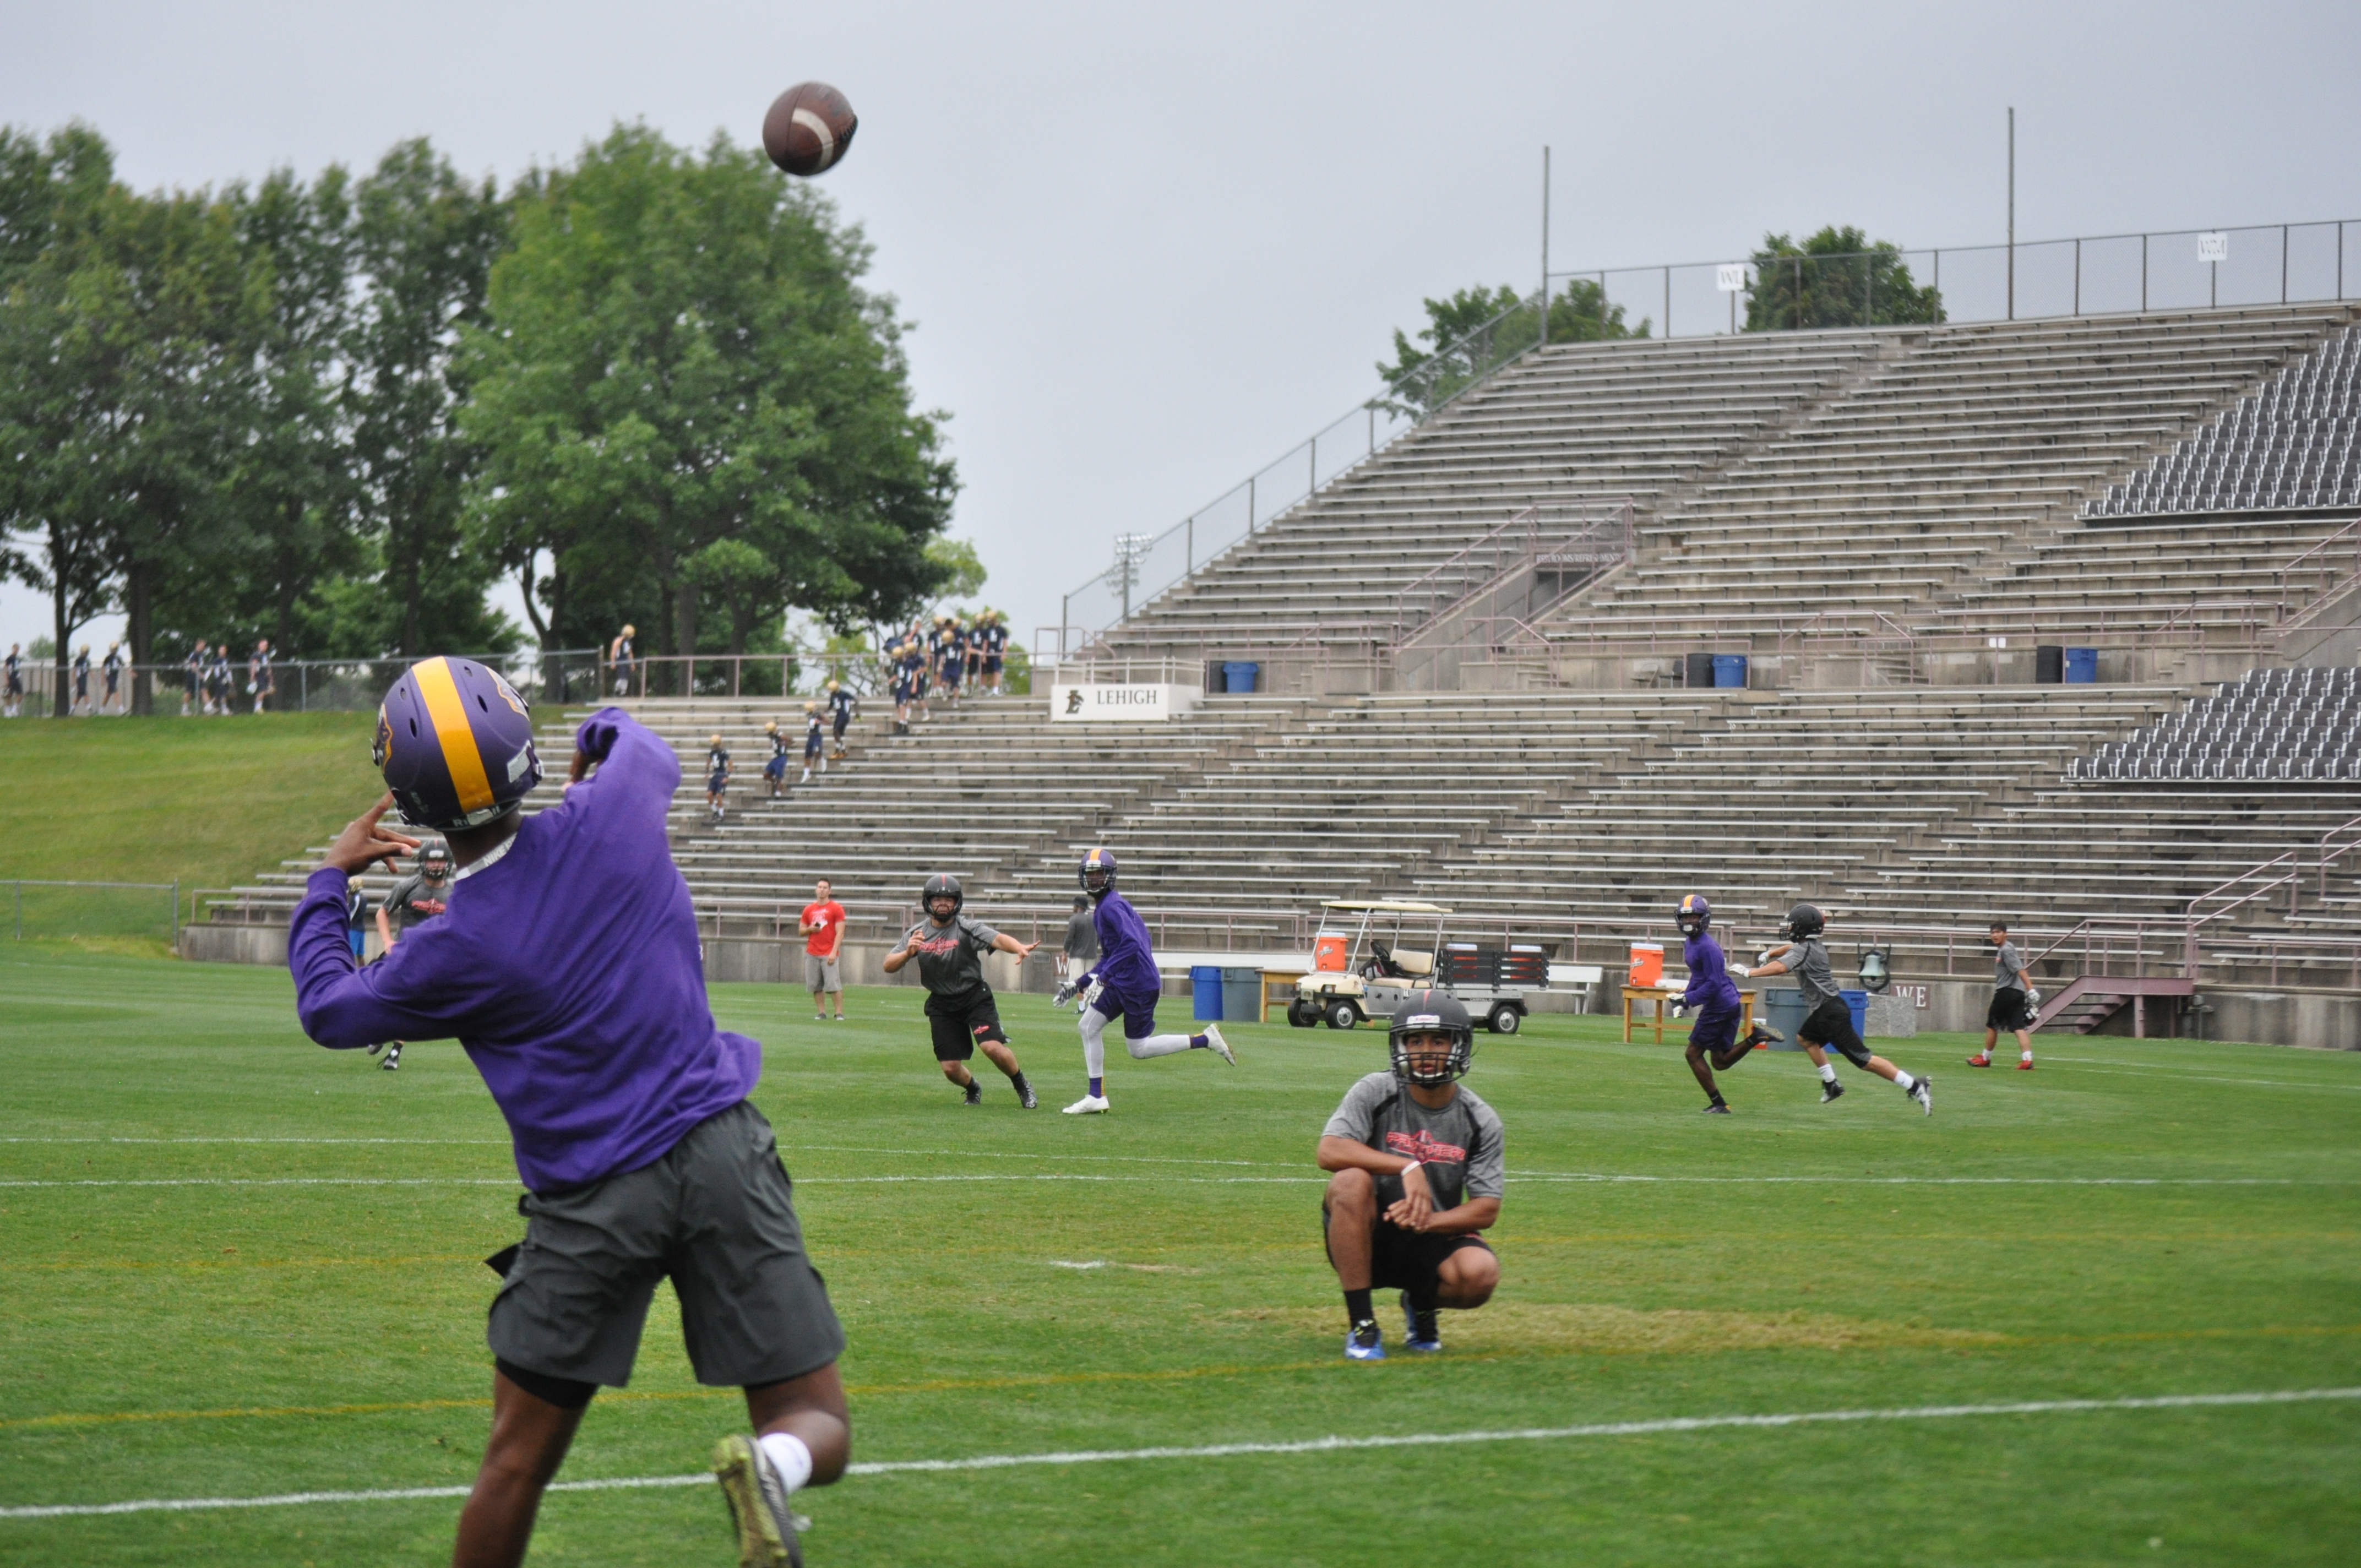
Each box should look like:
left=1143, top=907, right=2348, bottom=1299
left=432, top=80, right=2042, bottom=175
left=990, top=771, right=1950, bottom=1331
left=1285, top=899, right=1542, bottom=1034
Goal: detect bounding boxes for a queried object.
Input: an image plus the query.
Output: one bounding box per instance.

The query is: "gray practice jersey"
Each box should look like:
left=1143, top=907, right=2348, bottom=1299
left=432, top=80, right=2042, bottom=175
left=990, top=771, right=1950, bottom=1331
left=1781, top=935, right=1842, bottom=1008
left=1322, top=1072, right=1505, bottom=1211
left=1062, top=910, right=1099, bottom=961
left=1993, top=940, right=2030, bottom=993
left=900, top=914, right=1002, bottom=1003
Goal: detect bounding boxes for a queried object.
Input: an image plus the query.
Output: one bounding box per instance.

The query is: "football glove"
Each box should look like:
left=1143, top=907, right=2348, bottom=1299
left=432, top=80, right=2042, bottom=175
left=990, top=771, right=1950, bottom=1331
left=1669, top=1002, right=1689, bottom=1019
left=1726, top=961, right=1752, bottom=979
left=1052, top=979, right=1079, bottom=1009
left=2026, top=986, right=2042, bottom=1008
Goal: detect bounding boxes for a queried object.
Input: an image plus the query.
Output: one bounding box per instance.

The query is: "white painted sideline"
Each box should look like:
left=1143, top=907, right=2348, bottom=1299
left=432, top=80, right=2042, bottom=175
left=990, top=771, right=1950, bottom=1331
left=3, top=1387, right=2352, bottom=1521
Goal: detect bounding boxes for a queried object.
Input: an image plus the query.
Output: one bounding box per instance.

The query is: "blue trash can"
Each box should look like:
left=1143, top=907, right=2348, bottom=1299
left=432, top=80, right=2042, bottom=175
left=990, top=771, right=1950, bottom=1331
left=1222, top=967, right=1262, bottom=1025
left=1191, top=965, right=1225, bottom=1021
left=1711, top=654, right=1748, bottom=688
left=1840, top=988, right=1869, bottom=1041
left=2064, top=647, right=2098, bottom=684
left=1221, top=661, right=1259, bottom=694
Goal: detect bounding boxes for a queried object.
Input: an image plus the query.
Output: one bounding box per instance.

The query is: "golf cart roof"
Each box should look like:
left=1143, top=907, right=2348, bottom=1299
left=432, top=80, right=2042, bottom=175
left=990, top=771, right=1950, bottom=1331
left=1319, top=899, right=1453, bottom=915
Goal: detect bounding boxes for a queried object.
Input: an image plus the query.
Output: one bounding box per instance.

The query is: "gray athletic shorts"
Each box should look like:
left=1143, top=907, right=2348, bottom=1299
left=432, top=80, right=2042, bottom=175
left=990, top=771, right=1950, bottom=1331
left=487, top=1100, right=844, bottom=1389
left=805, top=952, right=841, bottom=993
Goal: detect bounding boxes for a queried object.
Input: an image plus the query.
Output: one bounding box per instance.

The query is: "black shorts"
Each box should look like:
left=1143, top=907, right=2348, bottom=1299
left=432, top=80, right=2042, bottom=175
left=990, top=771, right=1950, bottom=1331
left=982, top=656, right=1003, bottom=675
left=1799, top=997, right=1872, bottom=1068
left=1987, top=991, right=2032, bottom=1031
left=926, top=988, right=1007, bottom=1060
left=1323, top=1180, right=1495, bottom=1292
left=487, top=1100, right=843, bottom=1390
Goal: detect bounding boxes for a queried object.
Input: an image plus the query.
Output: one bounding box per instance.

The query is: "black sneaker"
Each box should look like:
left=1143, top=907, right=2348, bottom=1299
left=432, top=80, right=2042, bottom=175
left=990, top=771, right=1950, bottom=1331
left=1910, top=1075, right=1934, bottom=1115
left=1702, top=1101, right=1731, bottom=1114
left=962, top=1079, right=983, bottom=1107
left=380, top=1044, right=402, bottom=1071
left=1015, top=1077, right=1039, bottom=1109
left=1820, top=1079, right=1846, bottom=1103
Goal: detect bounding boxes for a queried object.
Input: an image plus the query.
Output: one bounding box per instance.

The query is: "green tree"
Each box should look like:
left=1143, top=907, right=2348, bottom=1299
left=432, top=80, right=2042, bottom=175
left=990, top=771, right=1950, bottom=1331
left=1744, top=225, right=1943, bottom=331
left=346, top=140, right=513, bottom=657
left=0, top=124, right=121, bottom=714
left=1378, top=278, right=1646, bottom=417
left=461, top=124, right=956, bottom=690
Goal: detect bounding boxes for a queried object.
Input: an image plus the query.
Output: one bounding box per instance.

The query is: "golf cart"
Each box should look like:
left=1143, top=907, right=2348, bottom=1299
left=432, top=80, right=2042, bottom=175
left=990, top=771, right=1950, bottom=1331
left=1286, top=899, right=1537, bottom=1035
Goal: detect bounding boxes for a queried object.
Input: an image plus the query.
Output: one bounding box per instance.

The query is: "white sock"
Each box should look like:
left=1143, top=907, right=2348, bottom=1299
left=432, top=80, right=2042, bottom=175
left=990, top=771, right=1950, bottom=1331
left=1892, top=1071, right=1916, bottom=1092
left=1079, top=1007, right=1108, bottom=1082
left=1818, top=1062, right=1837, bottom=1084
left=1126, top=1033, right=1193, bottom=1059
left=757, top=1430, right=813, bottom=1493
left=2021, top=1048, right=2034, bottom=1060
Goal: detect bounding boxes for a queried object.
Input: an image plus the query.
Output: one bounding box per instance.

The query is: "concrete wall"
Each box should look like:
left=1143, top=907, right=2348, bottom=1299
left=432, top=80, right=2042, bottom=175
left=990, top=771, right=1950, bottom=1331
left=180, top=923, right=290, bottom=966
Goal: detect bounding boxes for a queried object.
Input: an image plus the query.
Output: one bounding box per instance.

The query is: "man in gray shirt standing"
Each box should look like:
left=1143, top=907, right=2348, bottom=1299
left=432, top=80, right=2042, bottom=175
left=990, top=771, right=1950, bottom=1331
left=1059, top=894, right=1098, bottom=987
left=1318, top=990, right=1504, bottom=1362
left=1740, top=902, right=1932, bottom=1114
left=1969, top=921, right=2038, bottom=1070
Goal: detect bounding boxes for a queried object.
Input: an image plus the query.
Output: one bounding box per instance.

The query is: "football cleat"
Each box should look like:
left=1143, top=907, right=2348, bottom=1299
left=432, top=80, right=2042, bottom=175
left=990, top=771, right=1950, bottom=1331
left=2016, top=1058, right=2035, bottom=1071
left=1743, top=1022, right=1782, bottom=1048
left=1345, top=1320, right=1385, bottom=1361
left=1402, top=1296, right=1441, bottom=1353
left=1017, top=1079, right=1040, bottom=1110
left=1967, top=1053, right=1993, bottom=1067
left=961, top=1080, right=983, bottom=1107
left=1703, top=1102, right=1732, bottom=1114
left=1911, top=1075, right=1934, bottom=1115
left=1062, top=1094, right=1111, bottom=1115
left=711, top=1433, right=803, bottom=1568
left=1202, top=1022, right=1236, bottom=1064
left=380, top=1044, right=402, bottom=1071
left=1820, top=1079, right=1846, bottom=1104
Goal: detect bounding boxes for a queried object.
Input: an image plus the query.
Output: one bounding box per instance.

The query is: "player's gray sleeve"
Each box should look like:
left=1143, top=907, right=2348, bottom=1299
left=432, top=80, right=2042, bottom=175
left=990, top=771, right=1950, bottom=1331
left=1319, top=1073, right=1391, bottom=1144
left=1463, top=1099, right=1507, bottom=1201
left=965, top=917, right=1001, bottom=949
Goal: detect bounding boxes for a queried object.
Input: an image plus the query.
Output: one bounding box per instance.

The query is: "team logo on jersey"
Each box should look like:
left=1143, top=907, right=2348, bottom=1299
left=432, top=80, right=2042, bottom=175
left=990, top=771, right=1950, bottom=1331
left=1384, top=1129, right=1467, bottom=1165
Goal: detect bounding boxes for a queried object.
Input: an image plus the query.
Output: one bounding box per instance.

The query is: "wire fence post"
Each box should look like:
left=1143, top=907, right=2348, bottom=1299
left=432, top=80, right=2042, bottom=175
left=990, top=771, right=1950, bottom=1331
left=171, top=879, right=179, bottom=950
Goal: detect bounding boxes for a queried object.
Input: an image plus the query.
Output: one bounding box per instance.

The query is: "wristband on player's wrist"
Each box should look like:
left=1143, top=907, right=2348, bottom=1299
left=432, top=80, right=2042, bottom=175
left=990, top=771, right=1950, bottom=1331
left=1399, top=1160, right=1422, bottom=1182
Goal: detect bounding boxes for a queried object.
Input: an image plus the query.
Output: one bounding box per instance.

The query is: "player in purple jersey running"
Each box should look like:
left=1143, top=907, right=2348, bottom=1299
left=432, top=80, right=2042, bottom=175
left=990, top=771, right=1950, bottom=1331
left=1672, top=894, right=1780, bottom=1113
left=1053, top=846, right=1234, bottom=1114
left=289, top=659, right=844, bottom=1568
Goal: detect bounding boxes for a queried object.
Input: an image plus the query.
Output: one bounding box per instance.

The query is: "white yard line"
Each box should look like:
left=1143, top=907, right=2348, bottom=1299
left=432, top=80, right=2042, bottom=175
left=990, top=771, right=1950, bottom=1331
left=4, top=1387, right=2353, bottom=1521
left=2, top=1172, right=2343, bottom=1190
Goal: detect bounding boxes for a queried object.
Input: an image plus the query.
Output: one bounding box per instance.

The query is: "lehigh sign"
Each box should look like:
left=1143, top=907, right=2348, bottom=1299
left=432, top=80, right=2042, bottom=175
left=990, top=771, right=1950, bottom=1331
left=1049, top=682, right=1204, bottom=723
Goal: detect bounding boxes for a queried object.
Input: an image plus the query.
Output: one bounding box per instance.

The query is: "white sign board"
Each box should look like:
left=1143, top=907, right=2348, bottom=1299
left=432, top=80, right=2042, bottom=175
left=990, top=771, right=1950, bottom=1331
left=1049, top=682, right=1204, bottom=723
left=2197, top=231, right=2229, bottom=263
left=1716, top=263, right=1748, bottom=292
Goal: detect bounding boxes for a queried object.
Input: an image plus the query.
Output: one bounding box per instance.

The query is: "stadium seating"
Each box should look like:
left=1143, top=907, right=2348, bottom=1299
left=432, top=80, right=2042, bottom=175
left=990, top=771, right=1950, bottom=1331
left=1090, top=332, right=1887, bottom=661
left=2086, top=324, right=2361, bottom=516
left=1091, top=306, right=2353, bottom=673
left=2068, top=665, right=2361, bottom=780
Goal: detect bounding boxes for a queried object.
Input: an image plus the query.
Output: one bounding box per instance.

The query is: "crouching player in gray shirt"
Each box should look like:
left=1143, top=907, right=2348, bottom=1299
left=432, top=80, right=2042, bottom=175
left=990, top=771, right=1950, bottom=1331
left=1740, top=902, right=1933, bottom=1115
left=1318, top=990, right=1504, bottom=1362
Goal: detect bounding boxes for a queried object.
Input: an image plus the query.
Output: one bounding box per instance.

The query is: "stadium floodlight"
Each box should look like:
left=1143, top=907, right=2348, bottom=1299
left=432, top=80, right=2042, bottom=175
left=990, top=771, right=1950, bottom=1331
left=1112, top=531, right=1154, bottom=619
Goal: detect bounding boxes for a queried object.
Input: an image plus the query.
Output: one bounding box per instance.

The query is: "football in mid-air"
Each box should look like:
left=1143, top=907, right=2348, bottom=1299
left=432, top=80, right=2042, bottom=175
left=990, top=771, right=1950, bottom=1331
left=763, top=82, right=857, bottom=176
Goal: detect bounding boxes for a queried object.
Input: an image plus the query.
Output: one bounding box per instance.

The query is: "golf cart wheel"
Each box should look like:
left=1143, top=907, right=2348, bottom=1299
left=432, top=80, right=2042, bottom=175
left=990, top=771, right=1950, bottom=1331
left=1286, top=999, right=1317, bottom=1028
left=1486, top=1003, right=1522, bottom=1035
left=1324, top=999, right=1361, bottom=1030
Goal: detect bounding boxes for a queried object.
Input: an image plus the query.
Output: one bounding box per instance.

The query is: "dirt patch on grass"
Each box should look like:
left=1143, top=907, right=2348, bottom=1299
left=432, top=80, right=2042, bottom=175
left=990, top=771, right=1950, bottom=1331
left=1229, top=1301, right=2000, bottom=1355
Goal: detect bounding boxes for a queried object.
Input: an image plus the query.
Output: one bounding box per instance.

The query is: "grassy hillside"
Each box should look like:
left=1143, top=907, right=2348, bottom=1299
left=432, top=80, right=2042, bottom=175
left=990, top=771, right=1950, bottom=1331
left=0, top=714, right=380, bottom=927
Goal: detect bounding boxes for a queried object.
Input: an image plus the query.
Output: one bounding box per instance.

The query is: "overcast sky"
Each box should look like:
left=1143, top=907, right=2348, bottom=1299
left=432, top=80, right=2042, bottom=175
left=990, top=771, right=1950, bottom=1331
left=4, top=0, right=2358, bottom=661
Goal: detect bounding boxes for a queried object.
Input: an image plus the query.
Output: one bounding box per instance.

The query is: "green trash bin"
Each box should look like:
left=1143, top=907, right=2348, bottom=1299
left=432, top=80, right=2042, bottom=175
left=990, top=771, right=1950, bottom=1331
left=1221, top=967, right=1263, bottom=1025
left=1761, top=986, right=1808, bottom=1049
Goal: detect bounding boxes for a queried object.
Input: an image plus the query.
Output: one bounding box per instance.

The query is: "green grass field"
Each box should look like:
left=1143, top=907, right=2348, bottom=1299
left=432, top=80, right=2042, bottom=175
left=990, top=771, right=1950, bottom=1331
left=3, top=946, right=2357, bottom=1566
left=0, top=714, right=379, bottom=944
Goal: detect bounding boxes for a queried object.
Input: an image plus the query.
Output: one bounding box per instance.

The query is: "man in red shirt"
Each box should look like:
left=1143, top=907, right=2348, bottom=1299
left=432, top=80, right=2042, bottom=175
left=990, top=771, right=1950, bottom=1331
left=799, top=878, right=848, bottom=1021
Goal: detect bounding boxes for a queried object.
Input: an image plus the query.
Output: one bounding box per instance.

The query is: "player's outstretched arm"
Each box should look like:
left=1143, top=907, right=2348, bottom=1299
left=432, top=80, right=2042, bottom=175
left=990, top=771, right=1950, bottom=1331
left=991, top=933, right=1038, bottom=959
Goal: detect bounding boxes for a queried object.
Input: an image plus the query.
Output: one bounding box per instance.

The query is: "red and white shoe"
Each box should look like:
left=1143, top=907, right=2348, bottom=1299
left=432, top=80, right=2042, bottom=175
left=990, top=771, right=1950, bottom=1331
left=1966, top=1053, right=1993, bottom=1067
left=2016, top=1058, right=2035, bottom=1071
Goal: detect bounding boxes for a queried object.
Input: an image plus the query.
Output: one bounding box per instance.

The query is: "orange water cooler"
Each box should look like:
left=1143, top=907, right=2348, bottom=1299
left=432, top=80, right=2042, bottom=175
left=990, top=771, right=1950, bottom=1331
left=1627, top=942, right=1664, bottom=989
left=1313, top=932, right=1349, bottom=972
